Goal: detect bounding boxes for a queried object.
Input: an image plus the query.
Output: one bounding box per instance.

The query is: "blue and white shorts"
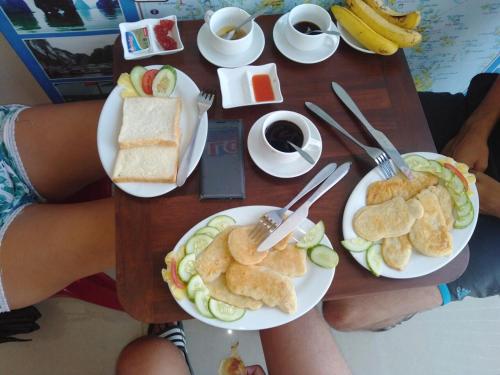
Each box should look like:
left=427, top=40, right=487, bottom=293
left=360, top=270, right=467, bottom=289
left=0, top=105, right=44, bottom=313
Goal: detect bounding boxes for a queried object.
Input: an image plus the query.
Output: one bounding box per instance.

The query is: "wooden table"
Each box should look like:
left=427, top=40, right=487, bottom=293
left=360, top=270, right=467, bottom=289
left=113, top=15, right=469, bottom=323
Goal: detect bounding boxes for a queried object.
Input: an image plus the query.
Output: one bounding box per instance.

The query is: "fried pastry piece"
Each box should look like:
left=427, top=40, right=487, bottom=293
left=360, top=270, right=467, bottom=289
left=274, top=232, right=293, bottom=251
left=382, top=235, right=412, bottom=271
left=428, top=185, right=454, bottom=229
left=366, top=171, right=439, bottom=205
left=257, top=244, right=307, bottom=277
left=228, top=225, right=268, bottom=265
left=206, top=276, right=263, bottom=310
left=409, top=188, right=453, bottom=257
left=225, top=263, right=297, bottom=314
left=353, top=196, right=424, bottom=241
left=195, top=227, right=233, bottom=282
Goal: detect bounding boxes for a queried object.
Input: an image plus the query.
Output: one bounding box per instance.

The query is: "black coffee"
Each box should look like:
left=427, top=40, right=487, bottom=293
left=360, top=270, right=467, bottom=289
left=265, top=121, right=304, bottom=153
left=293, top=21, right=321, bottom=34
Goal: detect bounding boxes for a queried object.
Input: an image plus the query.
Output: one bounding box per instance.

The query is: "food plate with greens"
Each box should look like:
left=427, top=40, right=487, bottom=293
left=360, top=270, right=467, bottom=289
left=342, top=152, right=478, bottom=279
left=162, top=205, right=337, bottom=330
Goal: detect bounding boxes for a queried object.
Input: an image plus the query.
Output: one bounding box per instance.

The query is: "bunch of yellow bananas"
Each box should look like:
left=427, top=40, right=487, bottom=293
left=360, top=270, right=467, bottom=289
left=332, top=0, right=422, bottom=56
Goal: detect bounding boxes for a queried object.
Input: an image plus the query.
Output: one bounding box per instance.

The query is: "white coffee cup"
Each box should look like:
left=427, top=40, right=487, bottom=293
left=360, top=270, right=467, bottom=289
left=204, top=7, right=254, bottom=55
left=285, top=4, right=333, bottom=51
left=261, top=111, right=320, bottom=161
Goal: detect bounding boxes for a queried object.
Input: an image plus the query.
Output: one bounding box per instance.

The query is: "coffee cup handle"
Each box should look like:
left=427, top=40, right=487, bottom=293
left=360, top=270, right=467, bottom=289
left=204, top=10, right=214, bottom=25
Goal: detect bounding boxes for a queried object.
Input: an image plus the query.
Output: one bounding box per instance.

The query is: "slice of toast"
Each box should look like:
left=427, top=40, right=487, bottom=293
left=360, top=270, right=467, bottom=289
left=112, top=145, right=178, bottom=183
left=118, top=96, right=181, bottom=149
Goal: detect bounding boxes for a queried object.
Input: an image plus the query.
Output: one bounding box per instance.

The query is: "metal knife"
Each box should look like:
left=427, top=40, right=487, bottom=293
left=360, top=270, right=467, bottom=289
left=331, top=82, right=413, bottom=179
left=257, top=162, right=351, bottom=252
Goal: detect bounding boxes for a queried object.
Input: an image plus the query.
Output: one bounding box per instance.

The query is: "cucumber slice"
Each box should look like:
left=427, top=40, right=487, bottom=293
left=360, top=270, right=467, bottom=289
left=185, top=234, right=213, bottom=256
left=341, top=237, right=372, bottom=252
left=439, top=167, right=454, bottom=183
left=177, top=253, right=196, bottom=283
left=366, top=244, right=383, bottom=277
left=427, top=160, right=443, bottom=176
left=449, top=189, right=468, bottom=207
left=130, top=66, right=148, bottom=97
left=152, top=65, right=177, bottom=97
left=207, top=215, right=236, bottom=231
left=208, top=298, right=245, bottom=322
left=187, top=274, right=208, bottom=300
left=308, top=245, right=339, bottom=268
left=448, top=174, right=465, bottom=194
left=195, top=226, right=220, bottom=238
left=454, top=209, right=474, bottom=229
left=194, top=291, right=213, bottom=318
left=297, top=221, right=325, bottom=249
left=455, top=199, right=473, bottom=217
left=404, top=155, right=429, bottom=171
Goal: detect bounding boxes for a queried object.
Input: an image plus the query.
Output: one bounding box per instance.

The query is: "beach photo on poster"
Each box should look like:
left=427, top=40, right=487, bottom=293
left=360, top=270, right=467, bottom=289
left=24, top=34, right=115, bottom=79
left=0, top=0, right=125, bottom=34
left=54, top=80, right=114, bottom=101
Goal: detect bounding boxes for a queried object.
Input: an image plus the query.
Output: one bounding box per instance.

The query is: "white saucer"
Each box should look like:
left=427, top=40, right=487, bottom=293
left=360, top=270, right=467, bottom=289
left=248, top=112, right=322, bottom=178
left=197, top=23, right=265, bottom=68
left=273, top=13, right=340, bottom=64
left=337, top=22, right=374, bottom=54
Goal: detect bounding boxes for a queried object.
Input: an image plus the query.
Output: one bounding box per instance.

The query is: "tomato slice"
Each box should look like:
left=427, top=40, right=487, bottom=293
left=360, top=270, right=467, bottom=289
left=444, top=163, right=469, bottom=191
left=141, top=69, right=159, bottom=96
left=170, top=259, right=185, bottom=289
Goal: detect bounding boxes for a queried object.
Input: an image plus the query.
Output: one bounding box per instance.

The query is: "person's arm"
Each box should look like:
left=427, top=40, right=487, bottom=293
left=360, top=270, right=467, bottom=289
left=443, top=76, right=500, bottom=171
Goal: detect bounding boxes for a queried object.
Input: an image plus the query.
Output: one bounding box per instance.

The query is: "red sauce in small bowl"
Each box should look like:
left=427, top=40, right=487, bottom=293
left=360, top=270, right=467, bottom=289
left=252, top=74, right=275, bottom=102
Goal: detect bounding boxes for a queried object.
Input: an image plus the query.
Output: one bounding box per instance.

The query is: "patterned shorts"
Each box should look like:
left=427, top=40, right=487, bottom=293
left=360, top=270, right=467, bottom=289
left=0, top=105, right=44, bottom=313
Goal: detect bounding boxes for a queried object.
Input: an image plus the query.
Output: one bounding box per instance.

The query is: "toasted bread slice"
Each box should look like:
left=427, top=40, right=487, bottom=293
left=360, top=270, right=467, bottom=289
left=118, top=97, right=181, bottom=149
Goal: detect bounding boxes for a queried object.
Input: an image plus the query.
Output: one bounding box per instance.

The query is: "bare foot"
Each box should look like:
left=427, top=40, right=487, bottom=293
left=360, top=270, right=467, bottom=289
left=475, top=172, right=500, bottom=218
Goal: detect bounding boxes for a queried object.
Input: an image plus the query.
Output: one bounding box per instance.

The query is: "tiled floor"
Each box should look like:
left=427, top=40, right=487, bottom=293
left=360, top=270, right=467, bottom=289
left=1, top=295, right=499, bottom=374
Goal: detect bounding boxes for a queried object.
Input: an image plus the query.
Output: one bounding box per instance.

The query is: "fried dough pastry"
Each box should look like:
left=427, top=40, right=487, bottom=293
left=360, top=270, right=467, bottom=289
left=195, top=227, right=233, bottom=282
left=409, top=188, right=453, bottom=257
left=228, top=226, right=268, bottom=265
left=428, top=185, right=454, bottom=229
left=206, top=276, right=263, bottom=310
left=225, top=263, right=297, bottom=314
left=366, top=171, right=438, bottom=205
left=382, top=235, right=412, bottom=271
left=353, top=196, right=424, bottom=241
left=274, top=233, right=293, bottom=251
left=258, top=244, right=307, bottom=277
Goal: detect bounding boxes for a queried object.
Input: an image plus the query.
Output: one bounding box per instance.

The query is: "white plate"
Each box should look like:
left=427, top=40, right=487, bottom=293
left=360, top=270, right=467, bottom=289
left=119, top=16, right=184, bottom=60
left=217, top=63, right=283, bottom=109
left=342, top=152, right=479, bottom=279
left=247, top=111, right=322, bottom=178
left=337, top=22, right=374, bottom=54
left=97, top=65, right=207, bottom=198
left=197, top=23, right=265, bottom=68
left=273, top=13, right=340, bottom=64
left=171, top=205, right=335, bottom=330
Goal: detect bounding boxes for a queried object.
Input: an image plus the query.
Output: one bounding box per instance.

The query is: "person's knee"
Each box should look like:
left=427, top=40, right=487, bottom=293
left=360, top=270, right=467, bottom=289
left=116, top=337, right=187, bottom=375
left=322, top=301, right=365, bottom=332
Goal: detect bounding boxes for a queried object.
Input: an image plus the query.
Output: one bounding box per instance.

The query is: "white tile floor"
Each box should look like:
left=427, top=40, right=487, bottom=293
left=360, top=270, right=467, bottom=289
left=1, top=295, right=499, bottom=375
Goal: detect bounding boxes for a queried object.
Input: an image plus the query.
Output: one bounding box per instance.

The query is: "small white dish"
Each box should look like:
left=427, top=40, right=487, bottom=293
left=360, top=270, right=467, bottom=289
left=119, top=16, right=184, bottom=60
left=217, top=63, right=283, bottom=109
left=197, top=22, right=265, bottom=68
left=273, top=13, right=340, bottom=64
left=337, top=22, right=374, bottom=54
left=248, top=111, right=322, bottom=178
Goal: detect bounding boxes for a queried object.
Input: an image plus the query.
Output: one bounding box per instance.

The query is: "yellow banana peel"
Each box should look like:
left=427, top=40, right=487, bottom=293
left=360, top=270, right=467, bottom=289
left=363, top=0, right=421, bottom=29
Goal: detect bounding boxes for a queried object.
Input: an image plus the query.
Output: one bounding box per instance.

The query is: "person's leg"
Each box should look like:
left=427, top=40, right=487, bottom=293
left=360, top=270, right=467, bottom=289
left=116, top=337, right=190, bottom=375
left=0, top=198, right=114, bottom=310
left=323, top=286, right=442, bottom=332
left=260, top=308, right=351, bottom=375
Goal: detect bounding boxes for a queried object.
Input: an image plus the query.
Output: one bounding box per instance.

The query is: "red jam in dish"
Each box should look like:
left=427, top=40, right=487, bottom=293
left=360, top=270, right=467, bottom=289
left=252, top=74, right=275, bottom=102
left=154, top=20, right=178, bottom=50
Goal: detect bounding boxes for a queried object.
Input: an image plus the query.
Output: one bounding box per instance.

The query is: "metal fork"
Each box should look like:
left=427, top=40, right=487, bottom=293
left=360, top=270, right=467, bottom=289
left=305, top=102, right=396, bottom=180
left=249, top=163, right=338, bottom=242
left=176, top=90, right=215, bottom=187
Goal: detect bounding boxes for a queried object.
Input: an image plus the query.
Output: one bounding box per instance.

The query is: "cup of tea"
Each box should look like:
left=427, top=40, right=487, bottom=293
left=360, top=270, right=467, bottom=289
left=285, top=4, right=333, bottom=51
left=261, top=111, right=320, bottom=161
left=204, top=7, right=254, bottom=55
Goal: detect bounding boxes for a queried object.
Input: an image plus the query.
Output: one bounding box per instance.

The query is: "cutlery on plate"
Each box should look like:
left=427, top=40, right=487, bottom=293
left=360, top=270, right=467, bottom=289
left=176, top=90, right=214, bottom=187
left=287, top=141, right=315, bottom=164
left=331, top=82, right=412, bottom=179
left=257, top=162, right=351, bottom=252
left=221, top=6, right=268, bottom=40
left=305, top=29, right=340, bottom=36
left=305, top=101, right=395, bottom=180
left=250, top=163, right=338, bottom=242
